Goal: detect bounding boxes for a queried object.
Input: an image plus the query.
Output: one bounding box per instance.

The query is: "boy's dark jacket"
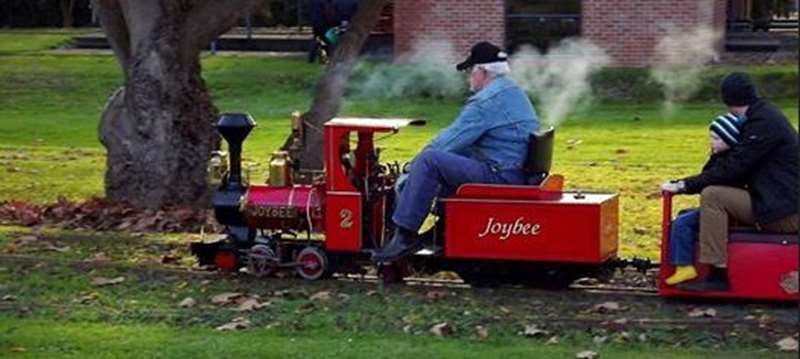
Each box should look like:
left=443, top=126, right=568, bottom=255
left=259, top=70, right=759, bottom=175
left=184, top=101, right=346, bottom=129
left=682, top=99, right=799, bottom=225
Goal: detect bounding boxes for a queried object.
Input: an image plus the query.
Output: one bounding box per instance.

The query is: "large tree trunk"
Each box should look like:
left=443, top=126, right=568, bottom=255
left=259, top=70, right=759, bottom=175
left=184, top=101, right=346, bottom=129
left=290, top=0, right=390, bottom=174
left=60, top=0, right=76, bottom=28
left=94, top=0, right=263, bottom=208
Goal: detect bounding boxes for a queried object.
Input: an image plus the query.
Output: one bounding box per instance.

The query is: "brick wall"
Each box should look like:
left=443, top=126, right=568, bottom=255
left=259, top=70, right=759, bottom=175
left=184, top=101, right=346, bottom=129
left=582, top=0, right=728, bottom=67
left=394, top=0, right=505, bottom=62
left=394, top=0, right=728, bottom=67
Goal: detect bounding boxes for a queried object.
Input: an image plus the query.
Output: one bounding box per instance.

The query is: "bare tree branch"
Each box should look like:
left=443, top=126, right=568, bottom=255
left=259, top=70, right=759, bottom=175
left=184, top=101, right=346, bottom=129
left=92, top=0, right=131, bottom=72
left=299, top=0, right=389, bottom=162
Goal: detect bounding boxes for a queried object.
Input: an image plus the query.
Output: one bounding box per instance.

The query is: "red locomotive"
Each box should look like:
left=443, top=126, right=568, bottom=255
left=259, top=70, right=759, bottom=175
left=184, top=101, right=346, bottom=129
left=192, top=113, right=618, bottom=287
left=192, top=113, right=798, bottom=301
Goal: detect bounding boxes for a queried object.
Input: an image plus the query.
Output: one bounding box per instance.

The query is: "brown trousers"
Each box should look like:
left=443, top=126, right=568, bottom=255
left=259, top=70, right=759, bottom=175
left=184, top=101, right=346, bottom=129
left=698, top=186, right=800, bottom=267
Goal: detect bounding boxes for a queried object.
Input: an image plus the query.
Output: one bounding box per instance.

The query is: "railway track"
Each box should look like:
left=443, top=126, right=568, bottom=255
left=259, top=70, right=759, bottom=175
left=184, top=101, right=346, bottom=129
left=1, top=254, right=659, bottom=296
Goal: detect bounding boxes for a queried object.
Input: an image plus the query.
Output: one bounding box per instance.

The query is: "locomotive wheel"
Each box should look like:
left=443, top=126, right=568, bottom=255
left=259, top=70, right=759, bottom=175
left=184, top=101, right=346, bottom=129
left=295, top=246, right=329, bottom=280
left=246, top=244, right=277, bottom=278
left=378, top=262, right=407, bottom=285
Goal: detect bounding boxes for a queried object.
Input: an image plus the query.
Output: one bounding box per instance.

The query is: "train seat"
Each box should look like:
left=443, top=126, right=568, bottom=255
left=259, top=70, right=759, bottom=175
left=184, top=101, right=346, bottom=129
left=454, top=127, right=561, bottom=200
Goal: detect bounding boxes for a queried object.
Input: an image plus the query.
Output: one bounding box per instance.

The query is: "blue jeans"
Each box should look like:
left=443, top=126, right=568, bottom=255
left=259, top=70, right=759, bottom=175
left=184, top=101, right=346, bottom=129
left=392, top=150, right=525, bottom=231
left=670, top=208, right=700, bottom=265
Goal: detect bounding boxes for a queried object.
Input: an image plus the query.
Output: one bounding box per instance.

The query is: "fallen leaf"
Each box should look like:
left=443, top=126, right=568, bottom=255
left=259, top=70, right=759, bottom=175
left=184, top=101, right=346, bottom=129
left=211, top=292, right=244, bottom=305
left=236, top=298, right=269, bottom=312
left=777, top=337, right=799, bottom=352
left=309, top=291, right=332, bottom=301
left=688, top=308, right=717, bottom=318
left=10, top=347, right=26, bottom=353
left=546, top=336, right=560, bottom=345
left=499, top=306, right=511, bottom=314
left=178, top=297, right=196, bottom=308
left=44, top=243, right=70, bottom=253
left=780, top=271, right=798, bottom=294
left=632, top=227, right=647, bottom=235
left=522, top=324, right=549, bottom=338
left=91, top=276, right=125, bottom=287
left=638, top=334, right=647, bottom=342
left=594, top=302, right=623, bottom=313
left=2, top=295, right=17, bottom=301
left=215, top=317, right=252, bottom=331
left=430, top=322, right=452, bottom=337
left=91, top=252, right=110, bottom=262
left=475, top=325, right=489, bottom=340
left=74, top=292, right=99, bottom=304
left=613, top=318, right=628, bottom=325
left=366, top=290, right=378, bottom=297
left=403, top=324, right=413, bottom=334
left=575, top=350, right=598, bottom=359
left=593, top=335, right=608, bottom=345
left=425, top=290, right=448, bottom=301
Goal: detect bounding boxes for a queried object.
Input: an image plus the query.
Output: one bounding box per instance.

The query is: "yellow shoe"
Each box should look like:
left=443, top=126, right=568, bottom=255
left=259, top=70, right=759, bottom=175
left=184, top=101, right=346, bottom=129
left=666, top=265, right=698, bottom=285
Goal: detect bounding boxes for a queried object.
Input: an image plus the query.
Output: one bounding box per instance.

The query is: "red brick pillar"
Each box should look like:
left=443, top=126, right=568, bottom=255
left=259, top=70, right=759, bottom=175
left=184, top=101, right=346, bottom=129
left=393, top=0, right=505, bottom=61
left=582, top=0, right=728, bottom=67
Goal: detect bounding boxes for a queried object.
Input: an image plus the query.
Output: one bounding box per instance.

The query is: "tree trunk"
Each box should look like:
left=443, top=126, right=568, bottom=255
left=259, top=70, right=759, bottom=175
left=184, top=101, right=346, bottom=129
left=94, top=0, right=264, bottom=208
left=289, top=0, right=390, bottom=174
left=61, top=0, right=76, bottom=28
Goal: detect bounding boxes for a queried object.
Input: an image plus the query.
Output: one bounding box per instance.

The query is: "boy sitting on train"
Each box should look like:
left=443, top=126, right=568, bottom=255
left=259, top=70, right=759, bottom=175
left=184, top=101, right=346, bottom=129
left=661, top=113, right=743, bottom=286
left=661, top=72, right=799, bottom=292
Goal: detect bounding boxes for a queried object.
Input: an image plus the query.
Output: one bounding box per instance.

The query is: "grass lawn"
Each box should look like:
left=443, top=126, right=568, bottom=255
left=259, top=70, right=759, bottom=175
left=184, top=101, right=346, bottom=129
left=1, top=31, right=798, bottom=358
left=0, top=32, right=798, bottom=261
left=0, top=226, right=796, bottom=358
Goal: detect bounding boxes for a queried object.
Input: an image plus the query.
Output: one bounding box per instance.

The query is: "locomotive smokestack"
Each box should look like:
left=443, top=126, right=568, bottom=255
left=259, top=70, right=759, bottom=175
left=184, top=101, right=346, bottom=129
left=216, top=113, right=256, bottom=186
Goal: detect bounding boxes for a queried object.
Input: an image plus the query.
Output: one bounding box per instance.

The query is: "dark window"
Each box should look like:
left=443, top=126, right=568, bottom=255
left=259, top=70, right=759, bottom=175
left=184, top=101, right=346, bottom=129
left=506, top=0, right=581, bottom=52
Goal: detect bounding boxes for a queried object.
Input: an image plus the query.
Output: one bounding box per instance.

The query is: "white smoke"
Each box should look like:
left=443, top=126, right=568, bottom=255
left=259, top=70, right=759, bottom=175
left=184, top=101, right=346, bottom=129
left=351, top=38, right=466, bottom=99
left=510, top=39, right=610, bottom=127
left=650, top=26, right=721, bottom=113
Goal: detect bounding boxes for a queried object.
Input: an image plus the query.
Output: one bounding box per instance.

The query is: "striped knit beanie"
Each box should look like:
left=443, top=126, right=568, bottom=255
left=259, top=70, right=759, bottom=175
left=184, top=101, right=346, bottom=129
left=710, top=113, right=743, bottom=147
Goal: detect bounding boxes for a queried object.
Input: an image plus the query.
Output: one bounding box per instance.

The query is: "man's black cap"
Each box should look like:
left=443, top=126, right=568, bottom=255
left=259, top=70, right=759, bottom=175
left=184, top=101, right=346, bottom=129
left=456, top=41, right=508, bottom=71
left=721, top=72, right=759, bottom=106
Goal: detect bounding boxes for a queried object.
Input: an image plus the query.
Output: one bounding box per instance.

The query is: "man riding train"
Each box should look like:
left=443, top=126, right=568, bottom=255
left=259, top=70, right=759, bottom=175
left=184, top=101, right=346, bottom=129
left=372, top=41, right=540, bottom=263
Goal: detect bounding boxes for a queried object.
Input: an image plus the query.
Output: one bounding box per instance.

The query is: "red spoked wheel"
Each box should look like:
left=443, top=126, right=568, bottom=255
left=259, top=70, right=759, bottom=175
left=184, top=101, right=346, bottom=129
left=295, top=246, right=329, bottom=280
left=214, top=251, right=238, bottom=272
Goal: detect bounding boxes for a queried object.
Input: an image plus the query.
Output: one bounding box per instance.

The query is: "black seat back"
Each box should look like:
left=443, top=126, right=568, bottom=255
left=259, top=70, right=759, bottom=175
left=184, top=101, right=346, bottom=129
left=524, top=127, right=554, bottom=185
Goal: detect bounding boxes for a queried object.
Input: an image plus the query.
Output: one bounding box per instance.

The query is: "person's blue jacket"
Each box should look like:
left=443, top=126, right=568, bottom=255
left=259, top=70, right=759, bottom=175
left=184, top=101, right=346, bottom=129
left=427, top=76, right=539, bottom=171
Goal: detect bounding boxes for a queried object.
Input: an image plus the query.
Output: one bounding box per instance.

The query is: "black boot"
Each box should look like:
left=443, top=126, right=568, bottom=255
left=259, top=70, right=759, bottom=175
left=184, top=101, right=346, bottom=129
left=678, top=266, right=730, bottom=292
left=372, top=227, right=421, bottom=263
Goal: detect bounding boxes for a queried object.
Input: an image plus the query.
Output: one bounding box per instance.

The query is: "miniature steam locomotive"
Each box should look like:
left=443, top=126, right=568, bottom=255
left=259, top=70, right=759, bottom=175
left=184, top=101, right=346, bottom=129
left=192, top=113, right=618, bottom=287
left=192, top=113, right=798, bottom=301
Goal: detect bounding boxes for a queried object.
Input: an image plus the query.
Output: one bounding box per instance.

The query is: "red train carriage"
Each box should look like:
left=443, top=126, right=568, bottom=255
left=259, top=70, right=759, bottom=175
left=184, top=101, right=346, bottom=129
left=192, top=113, right=619, bottom=287
left=658, top=193, right=799, bottom=302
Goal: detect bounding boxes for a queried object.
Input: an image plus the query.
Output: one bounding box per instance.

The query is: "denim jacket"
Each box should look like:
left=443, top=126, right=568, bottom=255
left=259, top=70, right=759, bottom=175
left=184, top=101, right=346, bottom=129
left=427, top=76, right=539, bottom=170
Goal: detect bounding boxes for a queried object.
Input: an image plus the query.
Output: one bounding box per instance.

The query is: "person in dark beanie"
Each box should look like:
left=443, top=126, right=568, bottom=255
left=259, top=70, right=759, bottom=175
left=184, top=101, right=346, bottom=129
left=662, top=72, right=800, bottom=291
left=662, top=113, right=744, bottom=286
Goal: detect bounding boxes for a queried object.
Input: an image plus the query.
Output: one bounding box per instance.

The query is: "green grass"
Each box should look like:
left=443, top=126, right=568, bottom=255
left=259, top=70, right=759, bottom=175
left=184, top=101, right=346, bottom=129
left=0, top=32, right=798, bottom=259
left=0, top=226, right=795, bottom=358
left=1, top=318, right=787, bottom=358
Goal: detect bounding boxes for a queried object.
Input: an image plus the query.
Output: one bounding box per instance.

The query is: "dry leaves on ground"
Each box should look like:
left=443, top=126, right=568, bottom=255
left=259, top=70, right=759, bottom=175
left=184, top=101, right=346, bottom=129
left=687, top=308, right=717, bottom=318
left=593, top=301, right=625, bottom=313
left=776, top=337, right=799, bottom=352
left=178, top=297, right=196, bottom=308
left=521, top=324, right=549, bottom=338
left=211, top=292, right=244, bottom=305
left=576, top=350, right=598, bottom=359
left=430, top=322, right=453, bottom=337
left=309, top=291, right=333, bottom=301
left=236, top=298, right=270, bottom=312
left=91, top=276, right=125, bottom=287
left=215, top=317, right=252, bottom=331
left=475, top=325, right=489, bottom=340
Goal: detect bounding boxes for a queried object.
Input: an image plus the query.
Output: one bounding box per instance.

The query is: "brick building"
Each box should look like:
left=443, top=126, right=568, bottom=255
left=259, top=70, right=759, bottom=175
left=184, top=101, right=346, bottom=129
left=393, top=0, right=729, bottom=67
